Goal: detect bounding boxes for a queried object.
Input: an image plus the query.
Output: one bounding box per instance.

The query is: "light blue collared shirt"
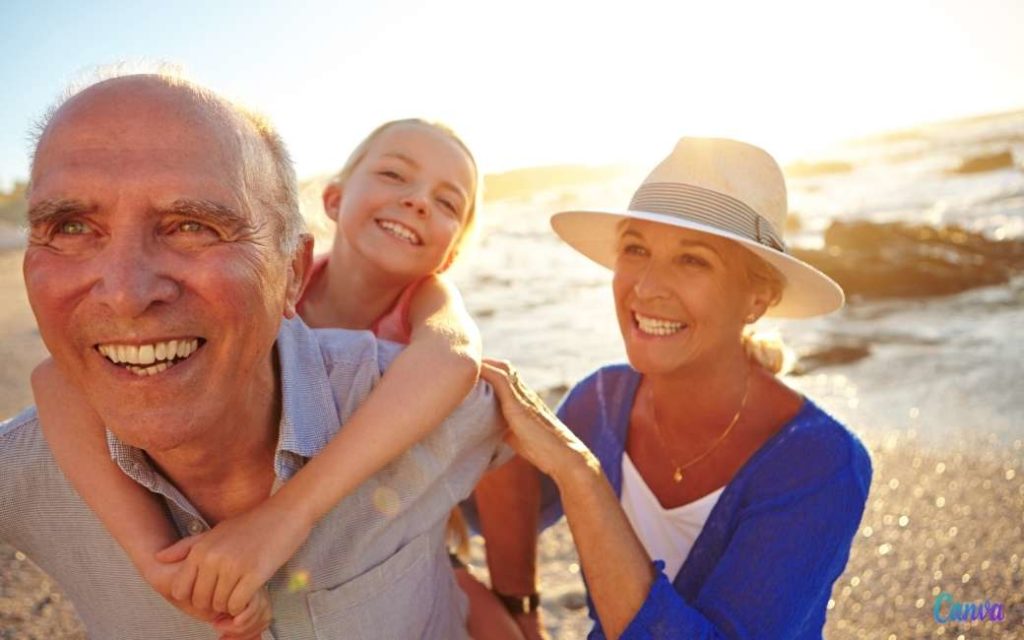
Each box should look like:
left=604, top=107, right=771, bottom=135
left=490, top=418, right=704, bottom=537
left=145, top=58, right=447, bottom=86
left=1, top=317, right=506, bottom=639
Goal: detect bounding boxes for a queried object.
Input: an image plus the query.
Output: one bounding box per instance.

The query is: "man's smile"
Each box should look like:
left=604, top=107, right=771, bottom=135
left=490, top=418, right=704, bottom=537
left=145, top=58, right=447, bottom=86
left=95, top=337, right=205, bottom=377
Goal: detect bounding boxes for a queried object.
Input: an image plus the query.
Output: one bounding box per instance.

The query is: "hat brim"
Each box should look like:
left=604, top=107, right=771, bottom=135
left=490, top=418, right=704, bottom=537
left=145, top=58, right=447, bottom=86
left=550, top=209, right=844, bottom=318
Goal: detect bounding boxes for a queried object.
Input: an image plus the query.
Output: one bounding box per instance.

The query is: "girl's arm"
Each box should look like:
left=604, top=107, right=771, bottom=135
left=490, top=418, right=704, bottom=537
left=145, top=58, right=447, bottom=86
left=33, top=360, right=273, bottom=638
left=31, top=359, right=179, bottom=583
left=164, top=275, right=482, bottom=615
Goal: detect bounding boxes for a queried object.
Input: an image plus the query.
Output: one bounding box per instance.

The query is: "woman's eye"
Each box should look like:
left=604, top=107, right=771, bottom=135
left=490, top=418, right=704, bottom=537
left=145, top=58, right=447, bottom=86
left=56, top=220, right=89, bottom=235
left=622, top=244, right=648, bottom=256
left=679, top=254, right=709, bottom=267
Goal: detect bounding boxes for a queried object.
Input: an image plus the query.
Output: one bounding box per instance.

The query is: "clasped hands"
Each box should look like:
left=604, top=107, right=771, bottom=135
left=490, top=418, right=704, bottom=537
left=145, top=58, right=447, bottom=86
left=147, top=499, right=314, bottom=640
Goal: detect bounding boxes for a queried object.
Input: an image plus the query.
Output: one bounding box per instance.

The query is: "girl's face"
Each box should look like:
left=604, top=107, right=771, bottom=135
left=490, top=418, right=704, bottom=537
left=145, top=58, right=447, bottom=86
left=612, top=220, right=767, bottom=376
left=326, top=123, right=476, bottom=280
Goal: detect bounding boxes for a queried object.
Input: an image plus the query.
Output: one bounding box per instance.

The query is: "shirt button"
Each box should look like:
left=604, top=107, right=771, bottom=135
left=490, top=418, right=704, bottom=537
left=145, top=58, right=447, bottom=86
left=187, top=521, right=205, bottom=535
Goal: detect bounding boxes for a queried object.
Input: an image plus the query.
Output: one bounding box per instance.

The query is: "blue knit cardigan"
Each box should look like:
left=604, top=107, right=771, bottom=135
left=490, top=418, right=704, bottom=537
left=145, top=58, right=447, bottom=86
left=540, top=364, right=872, bottom=639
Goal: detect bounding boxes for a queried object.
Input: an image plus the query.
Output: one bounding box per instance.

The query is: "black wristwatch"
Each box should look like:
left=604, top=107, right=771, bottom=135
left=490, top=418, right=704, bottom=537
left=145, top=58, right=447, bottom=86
left=494, top=590, right=541, bottom=615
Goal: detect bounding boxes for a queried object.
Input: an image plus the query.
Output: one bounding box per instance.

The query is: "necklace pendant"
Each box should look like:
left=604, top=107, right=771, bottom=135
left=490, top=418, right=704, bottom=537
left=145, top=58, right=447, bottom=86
left=673, top=467, right=684, bottom=483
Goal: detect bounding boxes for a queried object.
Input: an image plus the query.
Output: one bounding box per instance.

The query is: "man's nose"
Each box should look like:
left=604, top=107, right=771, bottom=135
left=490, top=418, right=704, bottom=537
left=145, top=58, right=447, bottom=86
left=90, top=234, right=180, bottom=318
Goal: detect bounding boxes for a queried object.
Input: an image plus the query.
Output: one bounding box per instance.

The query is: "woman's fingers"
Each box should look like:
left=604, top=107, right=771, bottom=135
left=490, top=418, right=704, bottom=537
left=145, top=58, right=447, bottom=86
left=482, top=359, right=542, bottom=413
left=480, top=361, right=515, bottom=401
left=171, top=559, right=198, bottom=602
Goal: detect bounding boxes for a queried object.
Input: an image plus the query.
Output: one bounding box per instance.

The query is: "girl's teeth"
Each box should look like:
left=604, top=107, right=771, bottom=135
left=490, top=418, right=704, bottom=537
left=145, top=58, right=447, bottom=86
left=378, top=220, right=420, bottom=245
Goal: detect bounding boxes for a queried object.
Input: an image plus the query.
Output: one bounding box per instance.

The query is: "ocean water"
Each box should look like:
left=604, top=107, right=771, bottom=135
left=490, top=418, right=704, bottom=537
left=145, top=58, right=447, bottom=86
left=445, top=112, right=1024, bottom=448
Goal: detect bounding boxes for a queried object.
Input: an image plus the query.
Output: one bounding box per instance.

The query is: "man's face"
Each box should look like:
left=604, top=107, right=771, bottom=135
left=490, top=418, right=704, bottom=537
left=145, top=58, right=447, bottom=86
left=24, top=79, right=296, bottom=451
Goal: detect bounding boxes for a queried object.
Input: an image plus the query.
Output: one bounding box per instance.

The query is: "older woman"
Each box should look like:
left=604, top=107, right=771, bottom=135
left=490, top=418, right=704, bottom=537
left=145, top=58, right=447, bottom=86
left=479, top=138, right=872, bottom=639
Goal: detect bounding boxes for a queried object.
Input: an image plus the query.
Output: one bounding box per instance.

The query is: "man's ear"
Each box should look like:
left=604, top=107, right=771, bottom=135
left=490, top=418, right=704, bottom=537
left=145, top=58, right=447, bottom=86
left=322, top=183, right=343, bottom=222
left=284, top=234, right=314, bottom=319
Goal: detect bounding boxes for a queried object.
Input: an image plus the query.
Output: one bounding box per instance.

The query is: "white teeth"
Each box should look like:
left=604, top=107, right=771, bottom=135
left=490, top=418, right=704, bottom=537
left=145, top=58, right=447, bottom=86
left=378, top=220, right=421, bottom=245
left=634, top=313, right=685, bottom=336
left=97, top=337, right=202, bottom=374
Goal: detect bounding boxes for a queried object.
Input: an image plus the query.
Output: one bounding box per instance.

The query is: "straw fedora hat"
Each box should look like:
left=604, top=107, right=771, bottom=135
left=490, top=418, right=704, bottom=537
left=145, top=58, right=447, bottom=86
left=550, top=137, right=844, bottom=318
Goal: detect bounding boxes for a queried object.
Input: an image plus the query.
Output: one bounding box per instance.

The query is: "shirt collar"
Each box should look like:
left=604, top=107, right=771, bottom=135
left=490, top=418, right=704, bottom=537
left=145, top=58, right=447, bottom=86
left=272, top=316, right=340, bottom=477
left=106, top=316, right=340, bottom=499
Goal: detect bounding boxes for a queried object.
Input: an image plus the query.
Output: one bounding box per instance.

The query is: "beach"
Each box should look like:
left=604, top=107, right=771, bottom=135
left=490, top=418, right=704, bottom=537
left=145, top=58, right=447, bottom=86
left=3, top=112, right=1024, bottom=638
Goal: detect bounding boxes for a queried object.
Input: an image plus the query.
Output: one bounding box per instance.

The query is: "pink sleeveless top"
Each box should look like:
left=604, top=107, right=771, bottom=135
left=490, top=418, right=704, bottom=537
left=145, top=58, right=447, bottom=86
left=301, top=256, right=424, bottom=345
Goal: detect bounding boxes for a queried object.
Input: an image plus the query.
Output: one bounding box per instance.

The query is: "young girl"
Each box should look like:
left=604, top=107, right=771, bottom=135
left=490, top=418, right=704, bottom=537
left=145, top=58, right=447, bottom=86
left=32, top=119, right=524, bottom=639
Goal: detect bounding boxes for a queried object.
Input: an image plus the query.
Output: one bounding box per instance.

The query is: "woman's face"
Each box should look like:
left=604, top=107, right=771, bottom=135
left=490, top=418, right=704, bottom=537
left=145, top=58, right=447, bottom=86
left=612, top=219, right=762, bottom=376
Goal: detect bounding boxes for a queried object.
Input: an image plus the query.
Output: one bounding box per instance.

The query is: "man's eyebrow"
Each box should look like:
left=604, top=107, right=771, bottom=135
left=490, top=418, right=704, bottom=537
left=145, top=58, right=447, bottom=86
left=161, top=199, right=251, bottom=228
left=27, top=199, right=94, bottom=227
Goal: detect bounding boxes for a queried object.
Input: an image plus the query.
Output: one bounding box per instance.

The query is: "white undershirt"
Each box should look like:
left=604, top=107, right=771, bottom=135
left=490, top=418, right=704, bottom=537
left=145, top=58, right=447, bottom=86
left=620, top=452, right=725, bottom=581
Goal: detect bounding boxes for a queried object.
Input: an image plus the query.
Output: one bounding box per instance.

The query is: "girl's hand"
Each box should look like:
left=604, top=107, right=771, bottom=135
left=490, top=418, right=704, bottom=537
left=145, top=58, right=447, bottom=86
left=212, top=587, right=274, bottom=640
left=156, top=499, right=313, bottom=616
left=480, top=359, right=598, bottom=482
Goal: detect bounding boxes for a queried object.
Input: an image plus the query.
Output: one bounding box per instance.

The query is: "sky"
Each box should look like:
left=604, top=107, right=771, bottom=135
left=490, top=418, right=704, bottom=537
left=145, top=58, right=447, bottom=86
left=1, top=0, right=1023, bottom=189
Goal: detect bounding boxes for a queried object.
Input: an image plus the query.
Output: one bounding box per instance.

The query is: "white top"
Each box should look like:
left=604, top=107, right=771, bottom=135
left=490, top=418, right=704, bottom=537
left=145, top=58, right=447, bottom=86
left=620, top=452, right=725, bottom=581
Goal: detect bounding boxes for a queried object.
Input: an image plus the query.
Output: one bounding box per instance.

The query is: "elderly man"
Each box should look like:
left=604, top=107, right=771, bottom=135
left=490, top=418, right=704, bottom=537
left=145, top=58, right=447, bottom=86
left=0, top=74, right=506, bottom=638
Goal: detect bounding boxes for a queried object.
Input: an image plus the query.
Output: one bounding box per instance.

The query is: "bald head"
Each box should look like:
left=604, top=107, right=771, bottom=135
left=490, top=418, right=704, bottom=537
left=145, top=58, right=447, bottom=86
left=31, top=74, right=303, bottom=253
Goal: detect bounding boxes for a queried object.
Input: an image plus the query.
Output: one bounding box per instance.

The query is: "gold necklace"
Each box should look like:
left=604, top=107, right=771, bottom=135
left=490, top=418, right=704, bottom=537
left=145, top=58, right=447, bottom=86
left=648, top=368, right=751, bottom=483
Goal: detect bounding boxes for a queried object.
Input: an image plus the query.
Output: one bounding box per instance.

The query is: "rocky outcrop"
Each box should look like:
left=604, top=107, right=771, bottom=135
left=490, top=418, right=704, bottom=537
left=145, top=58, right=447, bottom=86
left=792, top=221, right=1024, bottom=299
left=950, top=150, right=1016, bottom=174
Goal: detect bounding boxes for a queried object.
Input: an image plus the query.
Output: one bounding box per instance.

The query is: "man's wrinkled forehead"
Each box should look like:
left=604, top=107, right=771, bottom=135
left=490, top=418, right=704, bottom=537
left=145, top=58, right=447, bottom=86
left=32, top=76, right=245, bottom=183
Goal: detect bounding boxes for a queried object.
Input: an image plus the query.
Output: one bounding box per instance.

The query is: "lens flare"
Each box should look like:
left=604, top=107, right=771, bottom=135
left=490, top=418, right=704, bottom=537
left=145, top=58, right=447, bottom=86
left=373, top=486, right=401, bottom=517
left=288, top=569, right=310, bottom=593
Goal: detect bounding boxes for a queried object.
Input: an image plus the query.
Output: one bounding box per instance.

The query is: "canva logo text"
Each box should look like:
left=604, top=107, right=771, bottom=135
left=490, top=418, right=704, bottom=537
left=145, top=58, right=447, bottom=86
left=933, top=592, right=1005, bottom=623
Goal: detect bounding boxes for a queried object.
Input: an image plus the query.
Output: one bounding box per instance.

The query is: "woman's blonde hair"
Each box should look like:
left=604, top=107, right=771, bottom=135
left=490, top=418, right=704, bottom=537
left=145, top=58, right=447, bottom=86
left=736, top=248, right=792, bottom=374
left=329, top=118, right=481, bottom=272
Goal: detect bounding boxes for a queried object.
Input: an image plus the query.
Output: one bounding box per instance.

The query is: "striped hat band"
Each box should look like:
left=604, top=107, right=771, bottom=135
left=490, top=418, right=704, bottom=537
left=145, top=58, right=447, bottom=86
left=628, top=182, right=786, bottom=253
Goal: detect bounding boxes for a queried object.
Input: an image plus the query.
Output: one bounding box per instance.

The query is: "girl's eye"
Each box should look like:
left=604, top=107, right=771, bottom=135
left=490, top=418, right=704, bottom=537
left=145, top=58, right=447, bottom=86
left=379, top=169, right=404, bottom=181
left=621, top=243, right=648, bottom=257
left=57, top=220, right=89, bottom=235
left=437, top=197, right=458, bottom=215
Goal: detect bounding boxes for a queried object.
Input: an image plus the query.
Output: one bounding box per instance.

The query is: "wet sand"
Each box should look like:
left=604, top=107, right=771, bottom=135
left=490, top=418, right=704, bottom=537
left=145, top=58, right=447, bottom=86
left=2, top=232, right=1022, bottom=638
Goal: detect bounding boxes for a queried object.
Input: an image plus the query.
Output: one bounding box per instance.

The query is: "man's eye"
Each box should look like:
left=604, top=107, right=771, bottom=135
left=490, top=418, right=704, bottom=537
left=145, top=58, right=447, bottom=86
left=57, top=220, right=89, bottom=235
left=178, top=221, right=208, bottom=233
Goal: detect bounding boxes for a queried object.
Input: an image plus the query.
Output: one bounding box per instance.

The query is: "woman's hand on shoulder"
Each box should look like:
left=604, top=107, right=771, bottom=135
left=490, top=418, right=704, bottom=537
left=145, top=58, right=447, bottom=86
left=480, top=359, right=600, bottom=484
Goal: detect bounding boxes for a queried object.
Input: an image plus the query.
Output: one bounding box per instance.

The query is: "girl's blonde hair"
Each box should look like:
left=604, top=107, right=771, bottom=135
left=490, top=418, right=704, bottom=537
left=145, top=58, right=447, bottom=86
left=330, top=118, right=481, bottom=272
left=737, top=247, right=792, bottom=374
